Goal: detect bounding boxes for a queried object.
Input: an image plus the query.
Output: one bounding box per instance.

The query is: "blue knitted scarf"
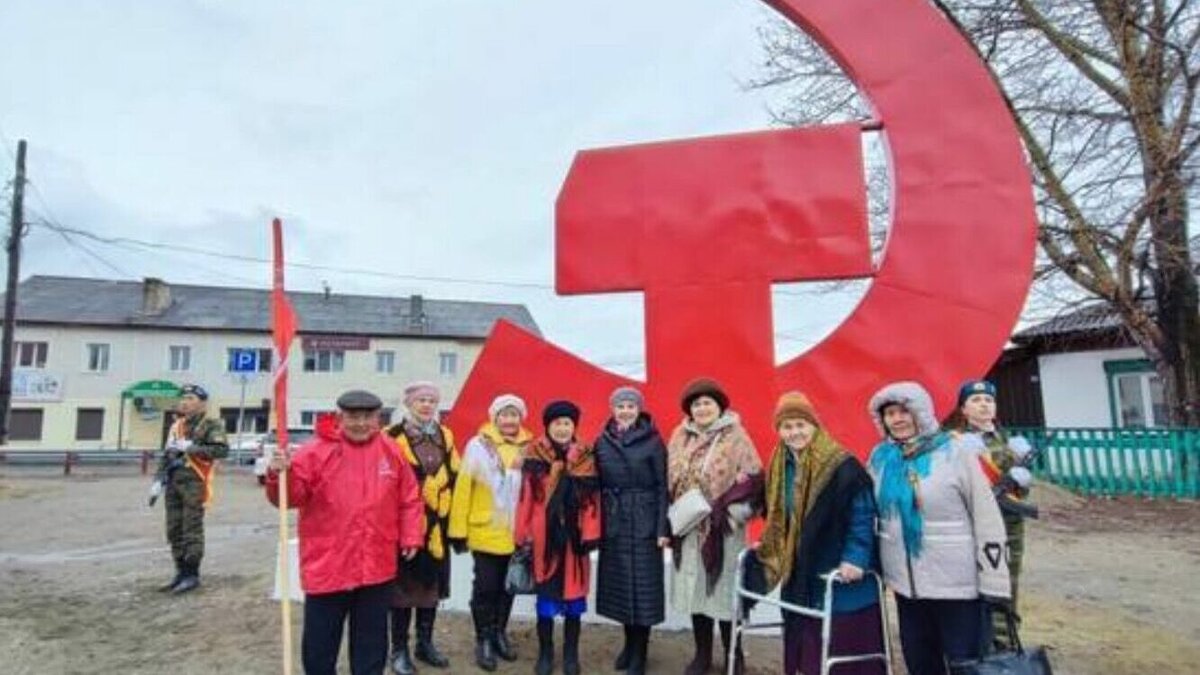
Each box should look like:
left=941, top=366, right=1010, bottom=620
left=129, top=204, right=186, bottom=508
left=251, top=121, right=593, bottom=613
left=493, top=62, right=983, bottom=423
left=870, top=433, right=945, bottom=558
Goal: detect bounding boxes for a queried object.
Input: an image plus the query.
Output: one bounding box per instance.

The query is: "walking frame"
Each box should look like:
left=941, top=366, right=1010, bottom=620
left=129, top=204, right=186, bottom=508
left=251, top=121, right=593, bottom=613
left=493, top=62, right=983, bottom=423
left=729, top=548, right=894, bottom=675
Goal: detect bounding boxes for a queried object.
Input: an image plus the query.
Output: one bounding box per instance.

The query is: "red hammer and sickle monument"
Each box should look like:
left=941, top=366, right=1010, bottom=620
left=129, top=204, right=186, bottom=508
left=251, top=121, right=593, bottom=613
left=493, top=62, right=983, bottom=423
left=446, top=0, right=1036, bottom=459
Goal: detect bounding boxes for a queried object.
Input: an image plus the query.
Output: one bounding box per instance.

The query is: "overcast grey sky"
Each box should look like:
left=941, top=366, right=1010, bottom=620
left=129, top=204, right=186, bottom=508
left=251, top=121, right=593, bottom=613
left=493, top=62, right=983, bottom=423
left=0, top=0, right=864, bottom=376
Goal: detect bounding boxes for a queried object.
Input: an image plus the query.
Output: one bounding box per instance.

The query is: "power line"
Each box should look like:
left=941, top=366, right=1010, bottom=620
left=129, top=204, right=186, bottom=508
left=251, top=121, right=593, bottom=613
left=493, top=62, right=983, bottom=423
left=27, top=218, right=557, bottom=291
left=25, top=219, right=835, bottom=345
left=25, top=214, right=871, bottom=297
left=42, top=222, right=132, bottom=278
left=0, top=122, right=18, bottom=166
left=26, top=208, right=265, bottom=287
left=16, top=183, right=875, bottom=300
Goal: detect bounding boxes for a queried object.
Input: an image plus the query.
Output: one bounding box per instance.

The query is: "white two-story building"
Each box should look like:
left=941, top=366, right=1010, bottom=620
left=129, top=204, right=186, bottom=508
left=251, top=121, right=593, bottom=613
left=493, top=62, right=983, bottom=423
left=3, top=275, right=539, bottom=450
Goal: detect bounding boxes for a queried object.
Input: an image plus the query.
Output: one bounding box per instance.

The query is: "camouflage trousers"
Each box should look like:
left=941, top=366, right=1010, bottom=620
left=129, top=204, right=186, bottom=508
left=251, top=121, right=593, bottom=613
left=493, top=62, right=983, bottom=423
left=165, top=470, right=206, bottom=568
left=989, top=517, right=1026, bottom=650
left=1006, top=517, right=1025, bottom=607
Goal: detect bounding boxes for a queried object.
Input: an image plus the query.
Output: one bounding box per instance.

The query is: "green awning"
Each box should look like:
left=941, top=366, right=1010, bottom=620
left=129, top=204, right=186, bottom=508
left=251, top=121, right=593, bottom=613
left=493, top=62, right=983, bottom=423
left=122, top=379, right=181, bottom=399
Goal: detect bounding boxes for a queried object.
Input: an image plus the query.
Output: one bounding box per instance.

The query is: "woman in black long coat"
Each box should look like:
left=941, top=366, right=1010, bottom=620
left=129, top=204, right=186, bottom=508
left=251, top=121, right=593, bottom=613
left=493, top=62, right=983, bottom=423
left=594, top=385, right=670, bottom=675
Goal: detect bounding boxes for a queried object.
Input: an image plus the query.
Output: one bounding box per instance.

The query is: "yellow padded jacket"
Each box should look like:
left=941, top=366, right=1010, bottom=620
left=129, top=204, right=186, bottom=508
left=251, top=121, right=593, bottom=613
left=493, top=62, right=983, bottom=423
left=448, top=422, right=532, bottom=555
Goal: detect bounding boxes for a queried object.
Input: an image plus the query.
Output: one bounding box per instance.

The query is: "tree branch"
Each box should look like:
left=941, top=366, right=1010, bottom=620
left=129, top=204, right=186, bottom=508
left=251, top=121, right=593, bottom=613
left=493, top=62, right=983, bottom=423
left=1016, top=0, right=1134, bottom=110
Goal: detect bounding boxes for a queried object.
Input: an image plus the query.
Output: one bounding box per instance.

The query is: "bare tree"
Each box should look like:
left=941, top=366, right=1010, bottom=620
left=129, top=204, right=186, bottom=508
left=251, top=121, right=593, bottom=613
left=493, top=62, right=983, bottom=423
left=751, top=0, right=1200, bottom=425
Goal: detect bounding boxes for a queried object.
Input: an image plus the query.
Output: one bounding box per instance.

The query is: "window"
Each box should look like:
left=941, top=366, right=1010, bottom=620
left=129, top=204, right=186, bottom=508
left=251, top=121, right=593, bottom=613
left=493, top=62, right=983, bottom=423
left=9, top=409, right=44, bottom=441
left=218, top=408, right=269, bottom=434
left=168, top=345, right=191, bottom=372
left=300, top=410, right=335, bottom=427
left=303, top=349, right=345, bottom=373
left=85, top=343, right=111, bottom=372
left=376, top=350, right=395, bottom=374
left=1105, top=359, right=1168, bottom=428
left=438, top=352, right=458, bottom=376
left=14, top=341, right=48, bottom=368
left=226, top=347, right=273, bottom=372
left=75, top=408, right=104, bottom=441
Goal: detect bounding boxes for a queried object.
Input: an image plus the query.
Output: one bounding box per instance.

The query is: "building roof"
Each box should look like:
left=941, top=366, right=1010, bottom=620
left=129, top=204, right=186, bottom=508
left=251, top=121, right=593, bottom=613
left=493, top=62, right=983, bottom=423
left=1012, top=302, right=1130, bottom=342
left=7, top=275, right=540, bottom=339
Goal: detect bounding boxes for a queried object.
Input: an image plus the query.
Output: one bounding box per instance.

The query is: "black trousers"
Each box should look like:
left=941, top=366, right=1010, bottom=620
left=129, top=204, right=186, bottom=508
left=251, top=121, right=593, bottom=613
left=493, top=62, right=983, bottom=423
left=895, top=595, right=984, bottom=675
left=471, top=551, right=510, bottom=609
left=302, top=581, right=391, bottom=675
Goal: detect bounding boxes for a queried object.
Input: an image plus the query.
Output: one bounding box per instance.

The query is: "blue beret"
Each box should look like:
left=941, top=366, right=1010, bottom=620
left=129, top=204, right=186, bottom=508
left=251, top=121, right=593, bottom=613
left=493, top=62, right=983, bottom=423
left=957, top=379, right=997, bottom=406
left=180, top=384, right=209, bottom=400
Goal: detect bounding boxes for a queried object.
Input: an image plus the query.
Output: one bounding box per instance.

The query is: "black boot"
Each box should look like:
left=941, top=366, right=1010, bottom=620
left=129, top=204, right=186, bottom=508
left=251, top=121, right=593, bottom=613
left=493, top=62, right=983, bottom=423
left=627, top=626, right=649, bottom=675
left=718, top=620, right=744, bottom=675
left=684, top=614, right=714, bottom=675
left=614, top=624, right=632, bottom=671
left=415, top=608, right=449, bottom=668
left=492, top=592, right=517, bottom=662
left=563, top=617, right=581, bottom=675
left=471, top=603, right=497, bottom=672
left=159, top=559, right=185, bottom=592
left=535, top=618, right=554, bottom=675
left=171, top=561, right=200, bottom=594
left=390, top=608, right=416, bottom=675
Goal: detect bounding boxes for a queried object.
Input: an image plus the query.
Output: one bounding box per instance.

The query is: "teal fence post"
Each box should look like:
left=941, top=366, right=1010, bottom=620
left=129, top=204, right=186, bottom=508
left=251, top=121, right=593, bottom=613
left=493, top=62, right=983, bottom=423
left=1187, top=430, right=1199, bottom=499
left=1103, top=428, right=1118, bottom=496
left=1176, top=429, right=1185, bottom=494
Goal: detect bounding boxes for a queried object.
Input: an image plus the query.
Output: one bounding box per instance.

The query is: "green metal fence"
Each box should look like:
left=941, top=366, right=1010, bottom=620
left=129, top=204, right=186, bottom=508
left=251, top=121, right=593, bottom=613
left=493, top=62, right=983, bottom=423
left=1010, top=427, right=1200, bottom=499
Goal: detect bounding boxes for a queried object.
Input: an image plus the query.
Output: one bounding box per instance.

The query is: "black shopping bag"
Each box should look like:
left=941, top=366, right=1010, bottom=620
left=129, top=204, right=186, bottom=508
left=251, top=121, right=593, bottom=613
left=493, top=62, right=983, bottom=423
left=952, top=607, right=1053, bottom=675
left=505, top=545, right=535, bottom=595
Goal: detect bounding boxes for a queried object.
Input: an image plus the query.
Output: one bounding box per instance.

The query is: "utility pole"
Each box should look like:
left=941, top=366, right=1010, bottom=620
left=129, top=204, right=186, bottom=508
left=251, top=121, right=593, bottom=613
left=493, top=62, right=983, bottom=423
left=0, top=140, right=27, bottom=445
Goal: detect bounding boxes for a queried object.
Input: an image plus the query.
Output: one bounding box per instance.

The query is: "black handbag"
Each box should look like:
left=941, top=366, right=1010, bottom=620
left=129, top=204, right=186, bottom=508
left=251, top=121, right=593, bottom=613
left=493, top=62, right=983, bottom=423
left=505, top=545, right=535, bottom=595
left=952, top=607, right=1053, bottom=675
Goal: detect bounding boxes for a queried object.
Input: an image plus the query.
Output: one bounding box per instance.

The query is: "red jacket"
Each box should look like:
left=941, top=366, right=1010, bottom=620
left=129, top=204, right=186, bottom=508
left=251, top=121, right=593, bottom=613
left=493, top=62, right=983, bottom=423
left=266, top=430, right=424, bottom=595
left=514, top=439, right=602, bottom=601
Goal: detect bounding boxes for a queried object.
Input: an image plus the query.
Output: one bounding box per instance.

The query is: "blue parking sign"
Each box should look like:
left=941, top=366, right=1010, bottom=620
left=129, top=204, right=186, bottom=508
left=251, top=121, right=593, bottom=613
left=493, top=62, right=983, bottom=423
left=230, top=349, right=259, bottom=373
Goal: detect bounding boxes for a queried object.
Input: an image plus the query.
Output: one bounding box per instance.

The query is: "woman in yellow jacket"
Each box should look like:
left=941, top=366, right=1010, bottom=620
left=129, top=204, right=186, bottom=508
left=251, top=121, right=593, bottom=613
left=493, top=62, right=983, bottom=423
left=449, top=393, right=532, bottom=672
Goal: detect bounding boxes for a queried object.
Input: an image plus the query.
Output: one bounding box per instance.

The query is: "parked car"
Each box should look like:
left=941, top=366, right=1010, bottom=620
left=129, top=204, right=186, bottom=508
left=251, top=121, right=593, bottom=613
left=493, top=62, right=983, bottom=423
left=229, top=433, right=266, bottom=465
left=253, top=428, right=315, bottom=484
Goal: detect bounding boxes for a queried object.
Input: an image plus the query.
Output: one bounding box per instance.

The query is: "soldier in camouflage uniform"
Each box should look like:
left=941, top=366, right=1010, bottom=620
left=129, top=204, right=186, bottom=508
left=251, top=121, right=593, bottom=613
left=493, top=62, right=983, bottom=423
left=157, top=383, right=228, bottom=594
left=950, top=379, right=1036, bottom=648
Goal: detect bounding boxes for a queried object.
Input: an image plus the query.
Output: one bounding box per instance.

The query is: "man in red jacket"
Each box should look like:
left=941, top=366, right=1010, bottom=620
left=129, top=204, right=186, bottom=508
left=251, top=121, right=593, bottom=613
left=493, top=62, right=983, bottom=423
left=266, top=390, right=424, bottom=675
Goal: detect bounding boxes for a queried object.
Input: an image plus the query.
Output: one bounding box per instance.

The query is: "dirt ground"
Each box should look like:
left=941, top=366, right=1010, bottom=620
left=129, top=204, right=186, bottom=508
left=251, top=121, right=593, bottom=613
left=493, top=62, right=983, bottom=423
left=0, top=466, right=1197, bottom=675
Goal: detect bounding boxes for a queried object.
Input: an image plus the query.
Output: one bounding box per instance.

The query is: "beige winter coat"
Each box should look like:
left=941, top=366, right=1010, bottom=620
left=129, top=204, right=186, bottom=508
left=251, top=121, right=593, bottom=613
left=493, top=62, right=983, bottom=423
left=870, top=436, right=1011, bottom=600
left=866, top=381, right=1010, bottom=601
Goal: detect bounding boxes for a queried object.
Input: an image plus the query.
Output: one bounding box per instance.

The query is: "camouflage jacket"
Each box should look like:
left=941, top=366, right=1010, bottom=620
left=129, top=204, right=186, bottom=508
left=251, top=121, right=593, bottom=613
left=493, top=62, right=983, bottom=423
left=159, top=414, right=229, bottom=470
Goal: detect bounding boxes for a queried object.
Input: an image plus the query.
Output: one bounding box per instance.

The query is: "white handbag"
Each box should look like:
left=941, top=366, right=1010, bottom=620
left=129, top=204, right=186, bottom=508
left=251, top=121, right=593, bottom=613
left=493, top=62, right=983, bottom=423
left=668, top=487, right=712, bottom=537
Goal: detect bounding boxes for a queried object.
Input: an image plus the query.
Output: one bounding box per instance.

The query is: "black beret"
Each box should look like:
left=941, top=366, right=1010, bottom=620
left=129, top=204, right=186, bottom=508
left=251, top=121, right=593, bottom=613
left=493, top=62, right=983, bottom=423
left=680, top=377, right=729, bottom=415
left=542, top=399, right=581, bottom=428
left=336, top=389, right=383, bottom=411
left=180, top=384, right=209, bottom=401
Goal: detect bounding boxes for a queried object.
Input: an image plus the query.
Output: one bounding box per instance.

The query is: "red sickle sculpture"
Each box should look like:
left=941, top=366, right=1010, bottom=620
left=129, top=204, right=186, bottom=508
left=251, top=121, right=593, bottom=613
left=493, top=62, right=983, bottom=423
left=446, top=0, right=1036, bottom=459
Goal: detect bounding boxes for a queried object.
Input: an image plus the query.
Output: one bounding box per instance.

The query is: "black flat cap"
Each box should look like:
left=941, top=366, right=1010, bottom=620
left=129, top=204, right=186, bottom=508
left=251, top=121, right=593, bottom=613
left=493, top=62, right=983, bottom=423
left=336, top=389, right=383, bottom=411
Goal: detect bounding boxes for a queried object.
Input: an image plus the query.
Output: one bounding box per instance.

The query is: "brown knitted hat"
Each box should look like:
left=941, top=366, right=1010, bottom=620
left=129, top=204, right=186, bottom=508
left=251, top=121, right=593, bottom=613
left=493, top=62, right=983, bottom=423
left=680, top=377, right=730, bottom=415
left=774, top=391, right=819, bottom=428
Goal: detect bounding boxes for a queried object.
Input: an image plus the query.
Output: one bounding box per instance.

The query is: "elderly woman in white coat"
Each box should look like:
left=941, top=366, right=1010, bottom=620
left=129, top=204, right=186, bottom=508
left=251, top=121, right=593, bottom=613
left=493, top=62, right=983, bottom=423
left=866, top=381, right=1010, bottom=675
left=667, top=377, right=763, bottom=675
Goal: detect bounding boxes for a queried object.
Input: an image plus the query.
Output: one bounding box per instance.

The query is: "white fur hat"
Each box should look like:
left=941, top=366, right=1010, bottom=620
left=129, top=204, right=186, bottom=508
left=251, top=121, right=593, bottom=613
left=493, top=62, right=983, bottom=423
left=867, top=381, right=939, bottom=438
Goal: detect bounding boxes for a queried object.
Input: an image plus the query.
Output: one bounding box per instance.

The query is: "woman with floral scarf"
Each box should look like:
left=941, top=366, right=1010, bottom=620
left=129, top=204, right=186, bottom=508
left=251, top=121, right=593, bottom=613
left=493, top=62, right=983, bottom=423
left=755, top=391, right=884, bottom=675
left=384, top=381, right=460, bottom=674
left=515, top=400, right=601, bottom=675
left=667, top=378, right=763, bottom=675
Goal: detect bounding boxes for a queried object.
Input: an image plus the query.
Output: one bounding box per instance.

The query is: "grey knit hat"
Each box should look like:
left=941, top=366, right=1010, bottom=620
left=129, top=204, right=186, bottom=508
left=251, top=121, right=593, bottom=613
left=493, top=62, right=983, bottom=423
left=609, top=385, right=645, bottom=409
